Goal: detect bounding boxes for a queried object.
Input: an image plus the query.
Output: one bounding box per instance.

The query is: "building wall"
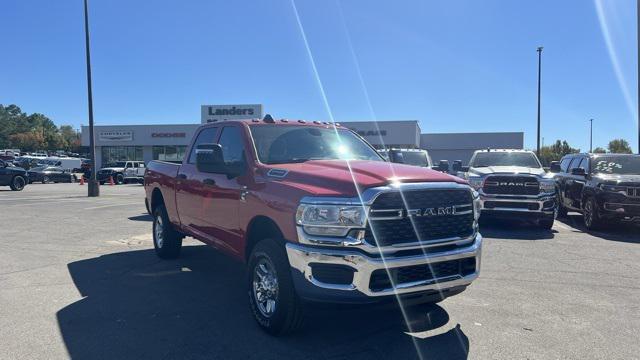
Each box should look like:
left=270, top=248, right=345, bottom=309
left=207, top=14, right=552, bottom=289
left=81, top=124, right=198, bottom=167
left=421, top=132, right=524, bottom=165
left=81, top=122, right=524, bottom=168
left=340, top=121, right=421, bottom=148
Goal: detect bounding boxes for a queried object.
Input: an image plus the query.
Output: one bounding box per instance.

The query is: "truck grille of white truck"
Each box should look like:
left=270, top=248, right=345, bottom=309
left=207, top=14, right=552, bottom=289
left=364, top=189, right=474, bottom=246
left=483, top=175, right=539, bottom=195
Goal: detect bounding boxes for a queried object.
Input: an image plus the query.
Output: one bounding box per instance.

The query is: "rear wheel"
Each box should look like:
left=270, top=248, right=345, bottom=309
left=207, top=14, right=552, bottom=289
left=10, top=176, right=26, bottom=191
left=152, top=204, right=182, bottom=259
left=583, top=197, right=604, bottom=230
left=42, top=176, right=50, bottom=184
left=248, top=239, right=303, bottom=335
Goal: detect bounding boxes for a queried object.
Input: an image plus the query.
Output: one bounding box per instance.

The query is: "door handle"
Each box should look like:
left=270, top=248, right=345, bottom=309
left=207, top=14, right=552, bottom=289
left=177, top=174, right=187, bottom=180
left=203, top=178, right=216, bottom=186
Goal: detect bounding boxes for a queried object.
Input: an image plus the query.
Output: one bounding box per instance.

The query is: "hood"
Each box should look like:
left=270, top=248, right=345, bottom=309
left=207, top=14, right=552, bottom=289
left=593, top=174, right=640, bottom=185
left=469, top=166, right=546, bottom=177
left=263, top=160, right=467, bottom=197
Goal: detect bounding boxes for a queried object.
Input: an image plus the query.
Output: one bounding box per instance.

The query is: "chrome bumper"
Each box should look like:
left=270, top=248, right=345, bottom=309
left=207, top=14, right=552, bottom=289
left=479, top=192, right=555, bottom=215
left=285, top=233, right=482, bottom=298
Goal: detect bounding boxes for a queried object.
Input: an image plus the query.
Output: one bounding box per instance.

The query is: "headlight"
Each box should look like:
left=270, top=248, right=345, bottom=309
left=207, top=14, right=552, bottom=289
left=539, top=179, right=555, bottom=194
left=600, top=184, right=627, bottom=194
left=472, top=190, right=481, bottom=221
left=296, top=203, right=367, bottom=237
left=468, top=177, right=483, bottom=190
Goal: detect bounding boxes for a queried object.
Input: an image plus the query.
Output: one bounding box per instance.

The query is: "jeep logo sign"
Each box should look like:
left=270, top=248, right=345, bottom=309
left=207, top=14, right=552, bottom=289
left=201, top=104, right=263, bottom=124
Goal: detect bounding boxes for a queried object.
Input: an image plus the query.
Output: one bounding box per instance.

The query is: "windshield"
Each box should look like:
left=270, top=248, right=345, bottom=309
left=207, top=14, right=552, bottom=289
left=592, top=156, right=640, bottom=175
left=250, top=125, right=383, bottom=164
left=393, top=151, right=430, bottom=167
left=106, top=162, right=127, bottom=168
left=470, top=152, right=541, bottom=168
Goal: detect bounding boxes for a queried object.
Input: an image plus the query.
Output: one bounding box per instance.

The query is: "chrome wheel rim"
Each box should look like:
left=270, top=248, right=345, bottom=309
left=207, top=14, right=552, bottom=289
left=154, top=215, right=164, bottom=248
left=584, top=200, right=593, bottom=227
left=252, top=258, right=278, bottom=318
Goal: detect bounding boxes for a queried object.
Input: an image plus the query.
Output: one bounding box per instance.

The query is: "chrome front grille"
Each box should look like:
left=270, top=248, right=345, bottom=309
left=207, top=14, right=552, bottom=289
left=364, top=189, right=474, bottom=247
left=483, top=175, right=539, bottom=196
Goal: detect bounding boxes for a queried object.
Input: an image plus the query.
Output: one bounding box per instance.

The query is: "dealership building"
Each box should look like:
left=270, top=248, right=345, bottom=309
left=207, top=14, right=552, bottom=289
left=82, top=104, right=523, bottom=167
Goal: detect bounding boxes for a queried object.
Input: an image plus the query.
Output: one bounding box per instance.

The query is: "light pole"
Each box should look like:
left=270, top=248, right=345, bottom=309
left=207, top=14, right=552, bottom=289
left=83, top=0, right=99, bottom=197
left=589, top=118, right=593, bottom=153
left=637, top=0, right=639, bottom=154
left=536, top=46, right=543, bottom=157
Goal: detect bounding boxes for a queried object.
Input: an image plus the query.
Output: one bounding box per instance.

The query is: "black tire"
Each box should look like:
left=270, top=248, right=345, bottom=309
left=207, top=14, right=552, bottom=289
left=99, top=181, right=105, bottom=185
left=10, top=176, right=26, bottom=191
left=583, top=197, right=605, bottom=231
left=152, top=204, right=182, bottom=259
left=556, top=193, right=568, bottom=218
left=247, top=239, right=303, bottom=336
left=42, top=175, right=50, bottom=184
left=115, top=173, right=124, bottom=185
left=537, top=217, right=554, bottom=230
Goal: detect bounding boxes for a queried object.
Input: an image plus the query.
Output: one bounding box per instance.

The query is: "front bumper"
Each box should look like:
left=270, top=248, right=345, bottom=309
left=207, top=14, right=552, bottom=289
left=479, top=192, right=555, bottom=218
left=285, top=233, right=482, bottom=303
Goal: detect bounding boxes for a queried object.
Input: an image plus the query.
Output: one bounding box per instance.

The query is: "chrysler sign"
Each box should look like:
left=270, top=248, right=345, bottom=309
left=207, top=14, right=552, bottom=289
left=201, top=104, right=263, bottom=124
left=99, top=130, right=133, bottom=142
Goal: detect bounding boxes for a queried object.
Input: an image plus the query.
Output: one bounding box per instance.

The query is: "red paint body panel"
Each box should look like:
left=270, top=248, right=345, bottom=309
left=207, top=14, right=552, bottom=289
left=145, top=120, right=468, bottom=262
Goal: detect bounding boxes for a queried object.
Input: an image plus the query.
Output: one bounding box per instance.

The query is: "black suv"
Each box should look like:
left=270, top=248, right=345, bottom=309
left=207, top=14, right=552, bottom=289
left=552, top=153, right=640, bottom=229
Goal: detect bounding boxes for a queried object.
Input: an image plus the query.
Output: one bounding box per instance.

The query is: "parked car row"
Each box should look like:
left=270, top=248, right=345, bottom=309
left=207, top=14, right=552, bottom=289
left=380, top=146, right=640, bottom=231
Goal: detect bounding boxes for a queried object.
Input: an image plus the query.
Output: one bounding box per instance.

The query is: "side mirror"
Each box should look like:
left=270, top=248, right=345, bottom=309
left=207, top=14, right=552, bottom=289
left=549, top=161, right=561, bottom=173
left=196, top=144, right=226, bottom=174
left=436, top=160, right=450, bottom=173
left=461, top=166, right=470, bottom=172
left=452, top=160, right=463, bottom=172
left=571, top=167, right=586, bottom=176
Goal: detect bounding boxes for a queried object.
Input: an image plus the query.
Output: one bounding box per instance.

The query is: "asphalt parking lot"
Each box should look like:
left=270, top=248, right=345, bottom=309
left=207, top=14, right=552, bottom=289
left=0, top=183, right=639, bottom=360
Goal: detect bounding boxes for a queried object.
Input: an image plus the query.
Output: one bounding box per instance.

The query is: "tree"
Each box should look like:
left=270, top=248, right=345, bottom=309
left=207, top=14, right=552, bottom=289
left=607, top=139, right=632, bottom=154
left=538, top=140, right=580, bottom=166
left=9, top=131, right=46, bottom=151
left=592, top=147, right=606, bottom=154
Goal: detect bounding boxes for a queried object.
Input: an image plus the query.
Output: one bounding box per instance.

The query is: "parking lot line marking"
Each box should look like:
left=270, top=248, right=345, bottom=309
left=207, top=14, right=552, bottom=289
left=84, top=202, right=141, bottom=210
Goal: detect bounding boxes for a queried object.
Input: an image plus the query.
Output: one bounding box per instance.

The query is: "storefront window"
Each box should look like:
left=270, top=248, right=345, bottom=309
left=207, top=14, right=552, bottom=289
left=153, top=146, right=187, bottom=162
left=101, top=146, right=144, bottom=166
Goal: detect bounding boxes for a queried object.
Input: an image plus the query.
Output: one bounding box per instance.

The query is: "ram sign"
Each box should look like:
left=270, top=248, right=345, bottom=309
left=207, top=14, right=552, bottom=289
left=201, top=104, right=263, bottom=124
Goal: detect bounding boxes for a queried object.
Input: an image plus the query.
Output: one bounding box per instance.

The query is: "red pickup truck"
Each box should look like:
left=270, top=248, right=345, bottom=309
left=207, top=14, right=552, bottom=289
left=144, top=116, right=482, bottom=335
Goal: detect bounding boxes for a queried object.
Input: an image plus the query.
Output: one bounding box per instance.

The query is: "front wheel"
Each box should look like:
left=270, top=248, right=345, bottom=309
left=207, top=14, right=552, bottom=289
left=42, top=175, right=50, bottom=184
left=10, top=176, right=26, bottom=191
left=152, top=204, right=182, bottom=259
left=583, top=197, right=605, bottom=230
left=248, top=239, right=303, bottom=336
left=115, top=173, right=124, bottom=185
left=556, top=193, right=568, bottom=218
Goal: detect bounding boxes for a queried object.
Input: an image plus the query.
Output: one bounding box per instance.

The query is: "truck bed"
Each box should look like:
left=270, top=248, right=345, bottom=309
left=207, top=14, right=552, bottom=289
left=144, top=160, right=181, bottom=221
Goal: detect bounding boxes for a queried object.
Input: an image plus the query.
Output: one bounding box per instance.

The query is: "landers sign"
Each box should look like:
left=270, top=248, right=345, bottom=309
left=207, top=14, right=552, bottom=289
left=201, top=104, right=263, bottom=123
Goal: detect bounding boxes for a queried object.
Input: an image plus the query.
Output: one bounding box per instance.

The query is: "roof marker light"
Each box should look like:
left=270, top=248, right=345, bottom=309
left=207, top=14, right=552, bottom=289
left=263, top=114, right=275, bottom=123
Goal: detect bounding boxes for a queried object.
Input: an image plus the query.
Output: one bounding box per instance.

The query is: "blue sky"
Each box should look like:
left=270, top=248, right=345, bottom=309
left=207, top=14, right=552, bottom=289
left=1, top=0, right=637, bottom=151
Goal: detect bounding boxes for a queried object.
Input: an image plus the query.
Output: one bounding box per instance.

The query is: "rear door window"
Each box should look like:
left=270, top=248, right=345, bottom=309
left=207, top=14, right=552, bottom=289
left=188, top=127, right=219, bottom=164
